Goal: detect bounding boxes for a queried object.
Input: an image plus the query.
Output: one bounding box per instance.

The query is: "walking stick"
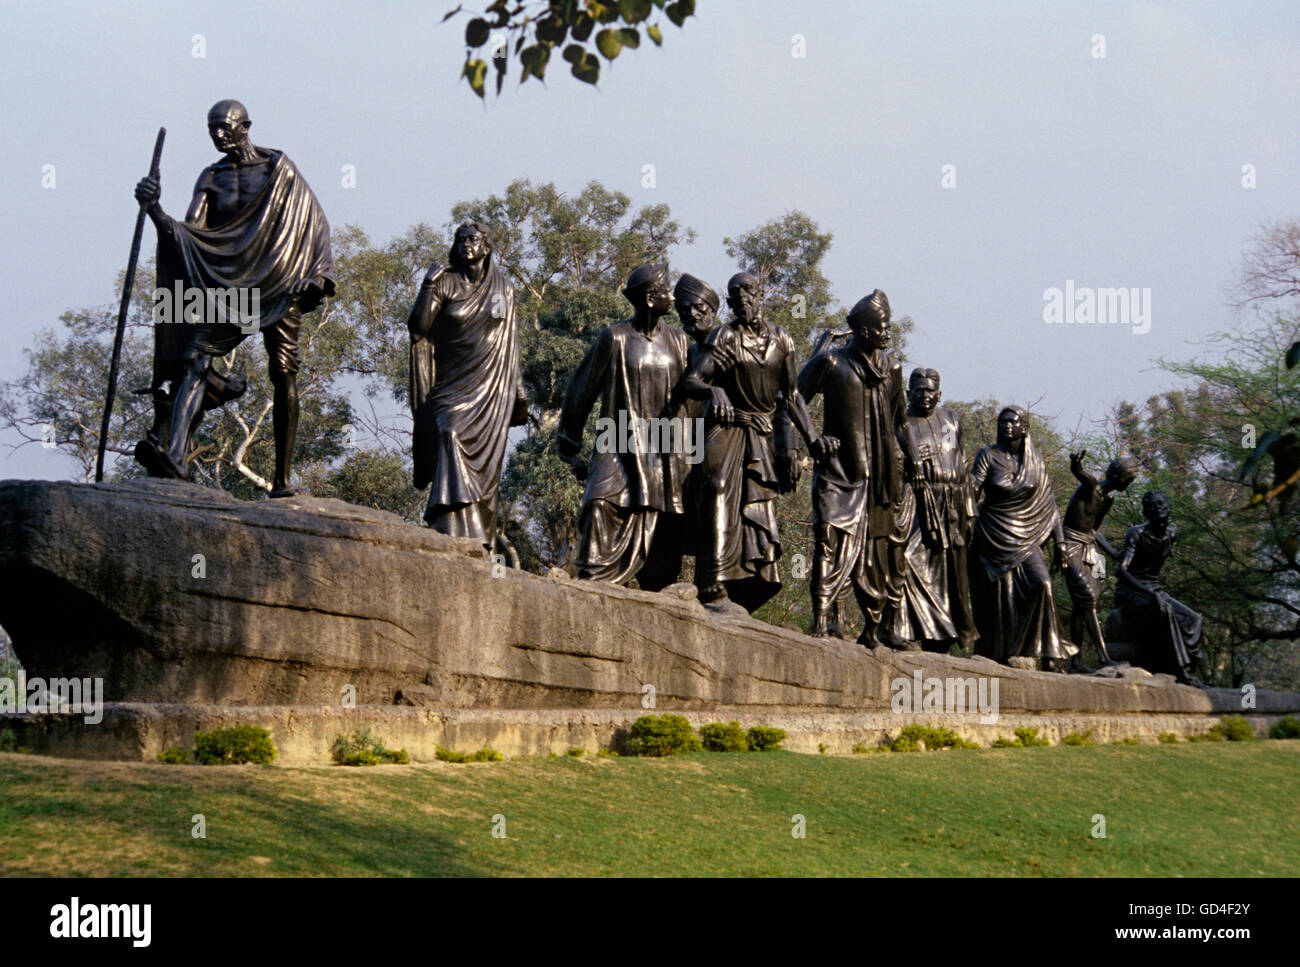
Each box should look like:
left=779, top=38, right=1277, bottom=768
left=95, top=126, right=165, bottom=482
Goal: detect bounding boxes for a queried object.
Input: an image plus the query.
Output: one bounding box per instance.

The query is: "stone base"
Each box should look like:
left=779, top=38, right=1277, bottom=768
left=1, top=703, right=1293, bottom=764
left=2, top=479, right=1298, bottom=765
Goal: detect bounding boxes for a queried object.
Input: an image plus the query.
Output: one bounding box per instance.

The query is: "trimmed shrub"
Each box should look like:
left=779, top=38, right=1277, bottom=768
left=157, top=748, right=190, bottom=764
left=436, top=745, right=502, bottom=763
left=1110, top=736, right=1141, bottom=745
left=596, top=748, right=619, bottom=758
left=192, top=726, right=276, bottom=765
left=1206, top=715, right=1255, bottom=742
left=1157, top=732, right=1180, bottom=744
left=746, top=725, right=787, bottom=752
left=1016, top=727, right=1051, bottom=747
left=993, top=727, right=1050, bottom=749
left=1269, top=715, right=1300, bottom=739
left=888, top=724, right=978, bottom=752
left=699, top=721, right=748, bottom=752
left=1061, top=731, right=1097, bottom=747
left=851, top=743, right=870, bottom=754
left=626, top=714, right=701, bottom=756
left=332, top=727, right=410, bottom=766
left=566, top=747, right=585, bottom=757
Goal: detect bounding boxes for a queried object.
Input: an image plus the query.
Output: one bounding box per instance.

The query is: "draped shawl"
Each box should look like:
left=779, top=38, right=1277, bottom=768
left=971, top=436, right=1060, bottom=580
left=409, top=256, right=520, bottom=500
left=151, top=149, right=334, bottom=388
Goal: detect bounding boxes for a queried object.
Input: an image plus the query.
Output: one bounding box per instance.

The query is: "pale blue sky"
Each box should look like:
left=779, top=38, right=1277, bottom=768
left=3, top=0, right=1298, bottom=479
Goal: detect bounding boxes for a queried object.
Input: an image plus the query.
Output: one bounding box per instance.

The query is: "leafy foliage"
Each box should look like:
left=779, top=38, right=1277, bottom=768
left=332, top=727, right=411, bottom=766
left=1269, top=715, right=1300, bottom=739
left=192, top=725, right=277, bottom=765
left=436, top=745, right=504, bottom=762
left=886, top=725, right=978, bottom=752
left=0, top=629, right=21, bottom=681
left=625, top=713, right=701, bottom=756
left=445, top=0, right=698, bottom=98
left=1118, top=313, right=1300, bottom=688
left=992, top=727, right=1051, bottom=749
left=1205, top=715, right=1256, bottom=742
left=699, top=720, right=748, bottom=752
left=745, top=725, right=786, bottom=751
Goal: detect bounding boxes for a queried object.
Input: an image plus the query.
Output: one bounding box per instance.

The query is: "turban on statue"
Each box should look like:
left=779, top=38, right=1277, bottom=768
left=848, top=289, right=891, bottom=327
left=674, top=273, right=720, bottom=311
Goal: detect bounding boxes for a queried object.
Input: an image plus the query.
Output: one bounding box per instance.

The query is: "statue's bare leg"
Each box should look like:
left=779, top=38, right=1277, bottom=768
left=270, top=368, right=299, bottom=497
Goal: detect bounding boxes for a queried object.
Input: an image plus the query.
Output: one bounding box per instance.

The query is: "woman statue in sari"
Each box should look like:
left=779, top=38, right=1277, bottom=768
left=968, top=406, right=1076, bottom=670
left=407, top=222, right=527, bottom=548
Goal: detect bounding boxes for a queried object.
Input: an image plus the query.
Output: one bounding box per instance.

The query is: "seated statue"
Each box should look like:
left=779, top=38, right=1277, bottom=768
left=1100, top=489, right=1206, bottom=686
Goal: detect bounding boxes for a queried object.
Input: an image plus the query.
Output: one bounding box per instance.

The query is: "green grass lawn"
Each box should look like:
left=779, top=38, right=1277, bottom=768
left=0, top=743, right=1295, bottom=877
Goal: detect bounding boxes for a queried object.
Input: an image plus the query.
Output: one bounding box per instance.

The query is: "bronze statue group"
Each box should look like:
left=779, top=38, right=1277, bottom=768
left=131, top=101, right=1206, bottom=687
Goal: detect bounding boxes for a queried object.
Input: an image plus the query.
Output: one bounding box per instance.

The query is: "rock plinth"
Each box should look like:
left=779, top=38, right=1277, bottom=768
left=1, top=479, right=1297, bottom=762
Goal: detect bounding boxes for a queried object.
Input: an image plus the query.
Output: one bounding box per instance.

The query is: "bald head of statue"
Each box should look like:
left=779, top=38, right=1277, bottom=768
left=207, top=99, right=253, bottom=156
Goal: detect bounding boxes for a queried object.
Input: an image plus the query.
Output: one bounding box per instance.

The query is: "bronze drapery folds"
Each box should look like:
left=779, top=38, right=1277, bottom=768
left=134, top=100, right=334, bottom=496
left=883, top=368, right=977, bottom=652
left=680, top=272, right=820, bottom=612
left=791, top=291, right=904, bottom=642
left=408, top=222, right=526, bottom=546
left=968, top=406, right=1076, bottom=668
left=557, top=263, right=693, bottom=588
